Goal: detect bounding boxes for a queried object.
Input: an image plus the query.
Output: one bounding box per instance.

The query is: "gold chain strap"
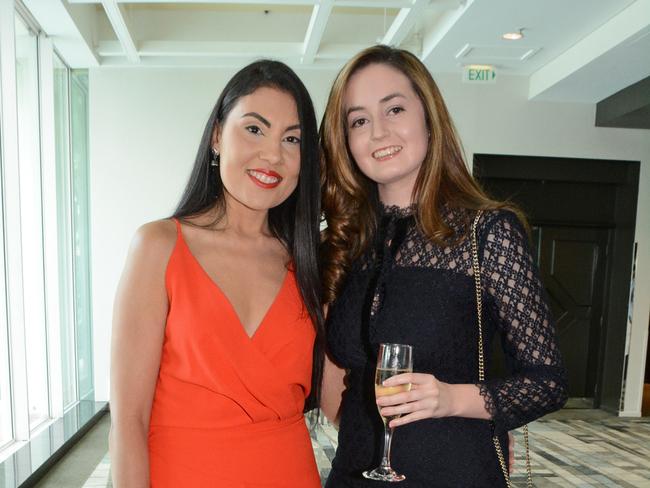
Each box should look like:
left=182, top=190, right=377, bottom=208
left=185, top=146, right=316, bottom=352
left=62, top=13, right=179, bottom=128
left=470, top=210, right=533, bottom=488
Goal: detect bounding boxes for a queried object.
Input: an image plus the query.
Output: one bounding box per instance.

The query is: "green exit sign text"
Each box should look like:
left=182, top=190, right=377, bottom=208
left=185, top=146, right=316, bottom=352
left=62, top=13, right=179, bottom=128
left=463, top=65, right=497, bottom=84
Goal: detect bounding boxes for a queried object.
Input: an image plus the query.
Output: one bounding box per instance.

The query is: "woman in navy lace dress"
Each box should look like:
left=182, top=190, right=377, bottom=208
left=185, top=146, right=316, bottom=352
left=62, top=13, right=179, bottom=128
left=319, top=45, right=568, bottom=487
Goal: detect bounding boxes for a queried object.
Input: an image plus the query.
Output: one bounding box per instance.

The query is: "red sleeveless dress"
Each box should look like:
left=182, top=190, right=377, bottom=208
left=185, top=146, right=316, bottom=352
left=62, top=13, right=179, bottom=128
left=147, top=219, right=320, bottom=487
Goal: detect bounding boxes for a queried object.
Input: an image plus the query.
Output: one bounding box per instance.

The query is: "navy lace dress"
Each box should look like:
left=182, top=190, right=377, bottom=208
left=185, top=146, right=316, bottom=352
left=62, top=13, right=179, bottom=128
left=325, top=205, right=568, bottom=488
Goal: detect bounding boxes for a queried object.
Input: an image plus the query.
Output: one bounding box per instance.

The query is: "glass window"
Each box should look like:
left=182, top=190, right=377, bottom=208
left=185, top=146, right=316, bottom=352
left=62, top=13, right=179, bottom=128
left=70, top=70, right=93, bottom=401
left=0, top=169, right=12, bottom=448
left=53, top=53, right=77, bottom=409
left=0, top=5, right=95, bottom=465
left=15, top=12, right=50, bottom=430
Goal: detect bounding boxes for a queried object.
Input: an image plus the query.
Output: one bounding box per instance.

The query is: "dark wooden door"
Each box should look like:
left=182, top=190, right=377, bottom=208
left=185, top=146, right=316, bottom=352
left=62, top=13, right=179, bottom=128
left=535, top=226, right=609, bottom=400
left=475, top=154, right=640, bottom=412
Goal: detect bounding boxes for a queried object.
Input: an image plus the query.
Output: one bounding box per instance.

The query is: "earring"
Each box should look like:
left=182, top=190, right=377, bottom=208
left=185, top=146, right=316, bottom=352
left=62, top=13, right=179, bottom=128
left=211, top=148, right=220, bottom=167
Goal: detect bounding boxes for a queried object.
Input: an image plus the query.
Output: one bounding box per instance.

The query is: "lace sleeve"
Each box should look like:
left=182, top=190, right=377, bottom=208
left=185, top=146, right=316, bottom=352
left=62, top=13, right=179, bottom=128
left=476, top=211, right=568, bottom=435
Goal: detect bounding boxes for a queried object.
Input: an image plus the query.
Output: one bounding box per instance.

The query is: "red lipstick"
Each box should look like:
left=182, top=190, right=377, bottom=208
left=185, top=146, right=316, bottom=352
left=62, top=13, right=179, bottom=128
left=247, top=168, right=283, bottom=189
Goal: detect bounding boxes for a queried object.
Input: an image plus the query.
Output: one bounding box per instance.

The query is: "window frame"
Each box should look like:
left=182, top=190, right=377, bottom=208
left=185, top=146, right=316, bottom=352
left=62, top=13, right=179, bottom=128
left=0, top=1, right=93, bottom=461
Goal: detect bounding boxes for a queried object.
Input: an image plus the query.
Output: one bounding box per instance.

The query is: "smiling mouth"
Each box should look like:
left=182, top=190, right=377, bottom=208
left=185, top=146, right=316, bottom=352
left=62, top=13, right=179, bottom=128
left=372, top=145, right=403, bottom=160
left=246, top=169, right=283, bottom=188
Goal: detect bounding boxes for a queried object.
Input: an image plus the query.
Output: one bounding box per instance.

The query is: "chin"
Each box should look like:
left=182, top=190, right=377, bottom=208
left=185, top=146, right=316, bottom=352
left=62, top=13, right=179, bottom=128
left=250, top=198, right=290, bottom=212
left=245, top=201, right=278, bottom=211
left=373, top=172, right=411, bottom=186
left=373, top=166, right=421, bottom=186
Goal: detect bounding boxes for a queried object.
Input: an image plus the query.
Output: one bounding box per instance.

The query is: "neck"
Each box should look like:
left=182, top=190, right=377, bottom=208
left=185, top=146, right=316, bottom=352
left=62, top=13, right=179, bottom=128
left=215, top=193, right=271, bottom=238
left=377, top=182, right=416, bottom=208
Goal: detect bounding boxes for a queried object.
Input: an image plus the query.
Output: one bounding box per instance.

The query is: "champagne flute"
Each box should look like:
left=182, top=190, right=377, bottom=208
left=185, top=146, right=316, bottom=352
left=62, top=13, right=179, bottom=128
left=363, top=343, right=413, bottom=482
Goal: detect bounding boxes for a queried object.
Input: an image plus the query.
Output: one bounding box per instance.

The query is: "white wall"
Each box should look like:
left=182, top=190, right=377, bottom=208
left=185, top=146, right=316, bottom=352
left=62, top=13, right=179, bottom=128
left=90, top=67, right=650, bottom=416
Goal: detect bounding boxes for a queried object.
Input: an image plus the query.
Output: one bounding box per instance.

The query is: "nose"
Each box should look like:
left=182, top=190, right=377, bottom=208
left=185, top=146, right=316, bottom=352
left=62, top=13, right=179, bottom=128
left=259, top=140, right=282, bottom=165
left=370, top=117, right=388, bottom=141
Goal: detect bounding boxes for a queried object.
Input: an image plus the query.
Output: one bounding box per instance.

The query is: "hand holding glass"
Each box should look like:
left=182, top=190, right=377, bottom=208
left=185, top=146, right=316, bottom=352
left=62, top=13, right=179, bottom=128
left=363, top=343, right=413, bottom=482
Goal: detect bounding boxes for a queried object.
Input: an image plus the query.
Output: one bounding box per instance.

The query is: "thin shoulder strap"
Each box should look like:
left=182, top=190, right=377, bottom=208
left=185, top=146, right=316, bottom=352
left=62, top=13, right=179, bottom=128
left=471, top=211, right=511, bottom=484
left=172, top=217, right=182, bottom=238
left=470, top=210, right=485, bottom=381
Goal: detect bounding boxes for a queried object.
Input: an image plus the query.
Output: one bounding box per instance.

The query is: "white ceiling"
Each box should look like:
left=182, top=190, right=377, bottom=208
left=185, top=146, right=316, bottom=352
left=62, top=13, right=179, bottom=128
left=21, top=0, right=650, bottom=103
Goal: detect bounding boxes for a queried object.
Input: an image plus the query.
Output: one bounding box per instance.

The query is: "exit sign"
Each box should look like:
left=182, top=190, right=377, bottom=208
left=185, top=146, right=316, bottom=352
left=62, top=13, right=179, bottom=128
left=463, top=65, right=497, bottom=84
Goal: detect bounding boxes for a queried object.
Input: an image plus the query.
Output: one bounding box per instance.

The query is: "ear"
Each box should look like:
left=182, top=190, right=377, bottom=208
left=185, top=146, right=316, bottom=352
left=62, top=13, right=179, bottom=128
left=211, top=124, right=221, bottom=151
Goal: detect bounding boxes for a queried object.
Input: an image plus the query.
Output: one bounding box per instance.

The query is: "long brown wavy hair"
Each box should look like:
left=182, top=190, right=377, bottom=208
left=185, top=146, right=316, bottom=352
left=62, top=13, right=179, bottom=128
left=321, top=45, right=524, bottom=305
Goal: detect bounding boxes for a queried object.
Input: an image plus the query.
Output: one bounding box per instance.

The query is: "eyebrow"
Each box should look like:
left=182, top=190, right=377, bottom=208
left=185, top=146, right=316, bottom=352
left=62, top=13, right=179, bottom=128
left=345, top=92, right=407, bottom=117
left=242, top=112, right=271, bottom=128
left=241, top=112, right=300, bottom=132
left=380, top=92, right=406, bottom=104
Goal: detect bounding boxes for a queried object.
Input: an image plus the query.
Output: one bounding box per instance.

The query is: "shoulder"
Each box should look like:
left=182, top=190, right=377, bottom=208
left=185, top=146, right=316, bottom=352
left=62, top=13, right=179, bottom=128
left=473, top=209, right=530, bottom=257
left=127, top=219, right=178, bottom=267
left=478, top=209, right=527, bottom=237
left=115, top=219, right=178, bottom=304
left=441, top=206, right=526, bottom=241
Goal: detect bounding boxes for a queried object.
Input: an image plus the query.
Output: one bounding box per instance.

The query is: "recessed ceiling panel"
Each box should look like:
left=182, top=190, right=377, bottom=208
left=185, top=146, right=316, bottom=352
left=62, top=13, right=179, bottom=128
left=321, top=6, right=399, bottom=45
left=124, top=3, right=312, bottom=43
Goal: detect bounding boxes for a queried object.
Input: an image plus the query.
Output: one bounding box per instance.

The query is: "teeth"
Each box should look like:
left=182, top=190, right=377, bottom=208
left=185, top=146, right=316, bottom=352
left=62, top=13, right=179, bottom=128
left=373, top=146, right=402, bottom=159
left=248, top=170, right=281, bottom=184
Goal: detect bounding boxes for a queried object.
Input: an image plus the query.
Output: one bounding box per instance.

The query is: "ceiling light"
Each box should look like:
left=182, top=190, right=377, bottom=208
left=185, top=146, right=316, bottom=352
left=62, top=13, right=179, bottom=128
left=502, top=29, right=524, bottom=41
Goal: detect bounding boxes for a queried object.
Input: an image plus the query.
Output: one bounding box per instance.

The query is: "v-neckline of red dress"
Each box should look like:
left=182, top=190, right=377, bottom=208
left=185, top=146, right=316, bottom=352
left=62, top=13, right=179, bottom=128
left=176, top=222, right=290, bottom=341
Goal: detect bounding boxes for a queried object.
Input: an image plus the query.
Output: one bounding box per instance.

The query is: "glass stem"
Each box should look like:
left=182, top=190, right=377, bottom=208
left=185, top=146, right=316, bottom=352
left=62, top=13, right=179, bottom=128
left=380, top=425, right=395, bottom=469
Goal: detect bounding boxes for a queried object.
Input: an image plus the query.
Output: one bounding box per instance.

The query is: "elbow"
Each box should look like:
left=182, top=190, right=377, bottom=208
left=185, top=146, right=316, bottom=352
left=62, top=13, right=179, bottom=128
left=320, top=406, right=340, bottom=428
left=109, top=411, right=149, bottom=445
left=109, top=400, right=150, bottom=430
left=319, top=396, right=341, bottom=427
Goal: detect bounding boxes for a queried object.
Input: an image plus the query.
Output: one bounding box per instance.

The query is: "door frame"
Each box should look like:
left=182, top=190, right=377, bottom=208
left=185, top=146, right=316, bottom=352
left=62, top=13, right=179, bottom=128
left=473, top=154, right=640, bottom=412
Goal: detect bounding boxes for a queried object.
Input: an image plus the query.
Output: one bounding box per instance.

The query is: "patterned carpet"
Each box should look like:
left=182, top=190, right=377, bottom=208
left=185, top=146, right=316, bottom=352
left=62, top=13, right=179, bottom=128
left=84, top=415, right=650, bottom=487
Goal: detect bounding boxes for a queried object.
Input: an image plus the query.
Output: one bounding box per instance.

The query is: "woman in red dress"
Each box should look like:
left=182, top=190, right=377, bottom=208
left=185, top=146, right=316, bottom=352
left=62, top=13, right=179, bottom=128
left=109, top=61, right=323, bottom=487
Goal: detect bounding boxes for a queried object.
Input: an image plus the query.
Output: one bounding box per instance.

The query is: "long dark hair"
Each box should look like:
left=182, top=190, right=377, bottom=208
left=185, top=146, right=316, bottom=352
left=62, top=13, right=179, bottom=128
left=173, top=60, right=324, bottom=410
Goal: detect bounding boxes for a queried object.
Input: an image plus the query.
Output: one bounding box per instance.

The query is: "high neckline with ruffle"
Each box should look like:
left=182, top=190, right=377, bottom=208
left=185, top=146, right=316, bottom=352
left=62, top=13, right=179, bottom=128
left=379, top=202, right=416, bottom=219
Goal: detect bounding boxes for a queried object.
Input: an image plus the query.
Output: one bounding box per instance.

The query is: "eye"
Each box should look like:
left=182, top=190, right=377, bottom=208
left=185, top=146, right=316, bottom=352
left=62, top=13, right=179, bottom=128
left=284, top=135, right=301, bottom=144
left=350, top=117, right=368, bottom=129
left=245, top=125, right=263, bottom=135
left=388, top=106, right=405, bottom=116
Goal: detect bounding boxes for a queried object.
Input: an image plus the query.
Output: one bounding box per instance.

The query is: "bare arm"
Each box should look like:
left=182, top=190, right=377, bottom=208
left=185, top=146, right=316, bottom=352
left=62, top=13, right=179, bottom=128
left=109, top=221, right=175, bottom=488
left=320, top=354, right=347, bottom=427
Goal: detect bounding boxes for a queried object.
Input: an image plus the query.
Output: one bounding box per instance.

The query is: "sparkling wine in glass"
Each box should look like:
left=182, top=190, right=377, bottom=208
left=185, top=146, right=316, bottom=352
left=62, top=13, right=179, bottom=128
left=363, top=343, right=413, bottom=482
